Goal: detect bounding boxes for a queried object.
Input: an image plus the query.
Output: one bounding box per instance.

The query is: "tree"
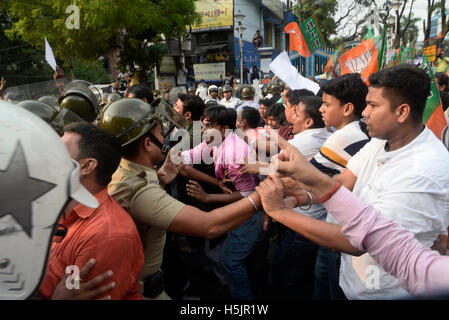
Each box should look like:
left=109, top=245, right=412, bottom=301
left=0, top=6, right=55, bottom=87
left=391, top=0, right=416, bottom=49
left=400, top=13, right=420, bottom=47
left=293, top=0, right=376, bottom=48
left=332, top=0, right=372, bottom=45
left=70, top=58, right=112, bottom=84
left=293, top=0, right=338, bottom=44
left=2, top=0, right=199, bottom=77
left=423, top=0, right=448, bottom=43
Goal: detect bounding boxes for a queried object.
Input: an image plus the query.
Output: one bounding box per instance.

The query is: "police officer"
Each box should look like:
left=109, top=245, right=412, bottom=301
left=98, top=98, right=263, bottom=300
left=52, top=80, right=101, bottom=134
left=235, top=84, right=259, bottom=115
left=268, top=78, right=285, bottom=104
left=17, top=100, right=58, bottom=124
left=38, top=95, right=59, bottom=108
left=219, top=85, right=240, bottom=109
left=205, top=85, right=219, bottom=103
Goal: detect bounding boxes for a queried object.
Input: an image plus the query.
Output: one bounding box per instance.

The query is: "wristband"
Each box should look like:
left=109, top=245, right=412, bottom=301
left=300, top=191, right=312, bottom=210
left=294, top=195, right=301, bottom=207
left=247, top=195, right=258, bottom=211
left=319, top=182, right=341, bottom=203
left=295, top=191, right=312, bottom=210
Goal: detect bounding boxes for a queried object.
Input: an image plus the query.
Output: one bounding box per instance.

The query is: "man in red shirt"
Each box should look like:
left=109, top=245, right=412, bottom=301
left=37, top=123, right=144, bottom=300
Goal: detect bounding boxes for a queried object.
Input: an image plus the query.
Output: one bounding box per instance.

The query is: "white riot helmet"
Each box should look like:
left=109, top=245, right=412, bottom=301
left=208, top=85, right=218, bottom=95
left=0, top=101, right=98, bottom=300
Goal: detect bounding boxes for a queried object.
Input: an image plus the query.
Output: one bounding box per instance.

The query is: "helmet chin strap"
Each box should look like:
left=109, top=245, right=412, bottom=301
left=147, top=131, right=168, bottom=155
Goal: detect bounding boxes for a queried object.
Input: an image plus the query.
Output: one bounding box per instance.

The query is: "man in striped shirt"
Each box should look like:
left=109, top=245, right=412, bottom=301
left=309, top=74, right=370, bottom=300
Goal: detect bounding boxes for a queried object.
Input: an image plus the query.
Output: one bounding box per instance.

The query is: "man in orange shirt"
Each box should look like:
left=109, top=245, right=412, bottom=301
left=37, top=123, right=144, bottom=300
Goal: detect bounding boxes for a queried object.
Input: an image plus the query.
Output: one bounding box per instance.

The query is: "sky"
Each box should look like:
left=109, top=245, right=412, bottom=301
left=333, top=0, right=431, bottom=42
left=283, top=0, right=439, bottom=43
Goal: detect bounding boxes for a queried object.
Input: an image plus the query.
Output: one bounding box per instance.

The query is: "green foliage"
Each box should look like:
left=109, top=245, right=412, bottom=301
left=3, top=0, right=200, bottom=73
left=71, top=58, right=112, bottom=84
left=293, top=0, right=338, bottom=43
left=0, top=5, right=55, bottom=86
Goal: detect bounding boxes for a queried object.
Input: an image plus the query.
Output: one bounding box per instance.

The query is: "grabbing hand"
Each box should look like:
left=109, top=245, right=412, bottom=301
left=186, top=180, right=208, bottom=202
left=239, top=157, right=261, bottom=175
left=218, top=177, right=233, bottom=194
left=255, top=175, right=286, bottom=215
left=51, top=259, right=114, bottom=300
left=269, top=130, right=319, bottom=185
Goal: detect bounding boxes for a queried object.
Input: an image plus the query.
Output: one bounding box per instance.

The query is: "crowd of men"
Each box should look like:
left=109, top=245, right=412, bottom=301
left=1, top=61, right=449, bottom=301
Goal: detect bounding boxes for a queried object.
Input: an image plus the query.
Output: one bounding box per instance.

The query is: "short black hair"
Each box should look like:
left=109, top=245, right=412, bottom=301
left=265, top=103, right=287, bottom=126
left=369, top=64, right=431, bottom=124
left=204, top=104, right=236, bottom=129
left=287, top=89, right=315, bottom=106
left=126, top=84, right=154, bottom=104
left=178, top=94, right=205, bottom=121
left=64, top=122, right=121, bottom=186
left=241, top=107, right=260, bottom=128
left=436, top=72, right=449, bottom=91
left=297, top=96, right=325, bottom=129
left=259, top=98, right=272, bottom=106
left=320, top=73, right=368, bottom=118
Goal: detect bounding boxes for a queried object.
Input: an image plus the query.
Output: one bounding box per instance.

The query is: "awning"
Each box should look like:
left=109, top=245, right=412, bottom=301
left=195, top=43, right=228, bottom=54
left=202, top=43, right=228, bottom=50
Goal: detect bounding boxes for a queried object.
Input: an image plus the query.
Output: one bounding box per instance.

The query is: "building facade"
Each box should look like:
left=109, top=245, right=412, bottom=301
left=157, top=0, right=328, bottom=88
left=159, top=0, right=292, bottom=87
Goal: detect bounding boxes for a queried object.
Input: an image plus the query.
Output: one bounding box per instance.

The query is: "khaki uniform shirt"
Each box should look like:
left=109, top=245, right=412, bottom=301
left=108, top=159, right=185, bottom=280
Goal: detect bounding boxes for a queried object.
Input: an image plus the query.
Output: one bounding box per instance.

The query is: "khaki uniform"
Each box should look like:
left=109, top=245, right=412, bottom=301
left=108, top=159, right=185, bottom=280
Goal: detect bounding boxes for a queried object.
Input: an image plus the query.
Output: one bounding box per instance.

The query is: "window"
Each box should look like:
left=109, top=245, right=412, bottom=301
left=264, top=21, right=272, bottom=46
left=197, top=31, right=229, bottom=46
left=275, top=28, right=281, bottom=50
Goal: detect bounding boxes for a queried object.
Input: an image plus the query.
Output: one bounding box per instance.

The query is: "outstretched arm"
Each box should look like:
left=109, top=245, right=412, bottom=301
left=178, top=165, right=233, bottom=194
left=186, top=180, right=243, bottom=204
left=168, top=191, right=262, bottom=239
left=324, top=186, right=449, bottom=297
left=256, top=175, right=363, bottom=255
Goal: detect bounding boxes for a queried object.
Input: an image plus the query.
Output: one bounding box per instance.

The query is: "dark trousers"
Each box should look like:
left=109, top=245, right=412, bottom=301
left=270, top=230, right=318, bottom=300
left=312, top=246, right=347, bottom=300
left=221, top=211, right=264, bottom=300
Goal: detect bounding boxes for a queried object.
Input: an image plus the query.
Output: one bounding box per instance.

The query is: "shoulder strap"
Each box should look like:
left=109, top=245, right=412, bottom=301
left=125, top=180, right=148, bottom=203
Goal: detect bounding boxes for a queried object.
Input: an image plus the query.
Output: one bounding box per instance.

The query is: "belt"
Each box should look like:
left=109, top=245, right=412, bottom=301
left=142, top=270, right=165, bottom=299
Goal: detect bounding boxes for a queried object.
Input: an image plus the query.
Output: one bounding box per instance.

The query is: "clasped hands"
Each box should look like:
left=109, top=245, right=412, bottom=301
left=254, top=131, right=336, bottom=216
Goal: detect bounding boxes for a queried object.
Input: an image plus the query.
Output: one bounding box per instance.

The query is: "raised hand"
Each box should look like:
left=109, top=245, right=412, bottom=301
left=0, top=77, right=6, bottom=93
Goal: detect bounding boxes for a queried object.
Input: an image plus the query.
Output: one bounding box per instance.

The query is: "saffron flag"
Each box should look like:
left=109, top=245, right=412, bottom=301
left=338, top=28, right=386, bottom=84
left=284, top=22, right=311, bottom=57
left=323, top=45, right=343, bottom=75
left=421, top=55, right=448, bottom=140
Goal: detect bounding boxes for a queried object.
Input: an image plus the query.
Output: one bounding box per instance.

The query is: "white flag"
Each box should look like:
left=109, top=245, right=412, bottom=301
left=45, top=38, right=57, bottom=72
left=270, top=51, right=320, bottom=94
